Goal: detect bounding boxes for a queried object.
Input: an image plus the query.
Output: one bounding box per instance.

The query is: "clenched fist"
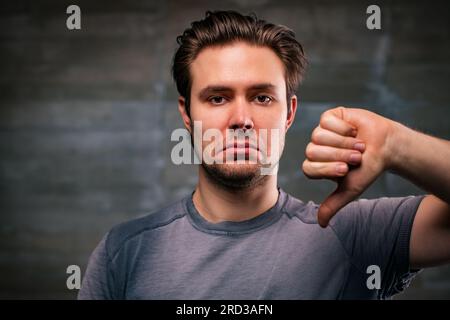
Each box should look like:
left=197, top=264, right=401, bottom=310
left=303, top=107, right=398, bottom=227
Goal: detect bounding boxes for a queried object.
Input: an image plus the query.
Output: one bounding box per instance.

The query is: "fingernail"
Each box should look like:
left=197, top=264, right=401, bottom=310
left=349, top=152, right=362, bottom=164
left=354, top=142, right=365, bottom=152
left=318, top=217, right=329, bottom=228
left=336, top=163, right=348, bottom=174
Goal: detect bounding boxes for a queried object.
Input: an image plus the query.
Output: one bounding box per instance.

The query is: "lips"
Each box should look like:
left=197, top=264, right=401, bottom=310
left=223, top=141, right=259, bottom=151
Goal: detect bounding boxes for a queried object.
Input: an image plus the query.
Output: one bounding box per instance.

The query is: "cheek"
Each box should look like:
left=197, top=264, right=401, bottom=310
left=190, top=104, right=228, bottom=127
left=255, top=103, right=288, bottom=126
left=255, top=114, right=286, bottom=132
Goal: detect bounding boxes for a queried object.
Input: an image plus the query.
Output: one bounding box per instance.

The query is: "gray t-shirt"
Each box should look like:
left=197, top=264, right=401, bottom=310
left=78, top=189, right=424, bottom=300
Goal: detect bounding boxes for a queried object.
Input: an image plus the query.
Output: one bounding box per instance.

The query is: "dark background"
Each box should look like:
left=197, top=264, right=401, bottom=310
left=0, top=0, right=449, bottom=299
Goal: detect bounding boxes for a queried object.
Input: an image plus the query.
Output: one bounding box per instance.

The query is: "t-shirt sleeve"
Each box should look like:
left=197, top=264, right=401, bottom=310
left=78, top=233, right=114, bottom=300
left=329, top=195, right=426, bottom=299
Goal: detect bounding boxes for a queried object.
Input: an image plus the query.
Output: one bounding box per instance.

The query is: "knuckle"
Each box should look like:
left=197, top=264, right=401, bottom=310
left=344, top=137, right=355, bottom=149
left=311, top=127, right=321, bottom=144
left=345, top=126, right=355, bottom=136
left=336, top=106, right=346, bottom=113
left=302, top=160, right=313, bottom=178
left=334, top=106, right=347, bottom=118
left=337, top=149, right=350, bottom=161
left=334, top=150, right=348, bottom=161
left=305, top=143, right=316, bottom=159
left=319, top=113, right=329, bottom=127
left=346, top=185, right=363, bottom=197
left=301, top=160, right=308, bottom=172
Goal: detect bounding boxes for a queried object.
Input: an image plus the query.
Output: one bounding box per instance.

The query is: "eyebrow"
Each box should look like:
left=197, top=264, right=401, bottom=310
left=198, top=83, right=277, bottom=100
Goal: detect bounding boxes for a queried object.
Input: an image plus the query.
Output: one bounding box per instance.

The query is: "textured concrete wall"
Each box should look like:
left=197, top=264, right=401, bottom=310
left=0, top=0, right=449, bottom=299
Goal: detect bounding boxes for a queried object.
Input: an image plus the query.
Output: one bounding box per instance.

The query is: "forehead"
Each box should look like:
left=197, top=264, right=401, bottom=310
left=190, top=42, right=286, bottom=92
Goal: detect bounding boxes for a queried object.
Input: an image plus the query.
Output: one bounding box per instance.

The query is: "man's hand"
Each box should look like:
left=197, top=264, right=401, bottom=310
left=303, top=106, right=450, bottom=267
left=302, top=106, right=397, bottom=227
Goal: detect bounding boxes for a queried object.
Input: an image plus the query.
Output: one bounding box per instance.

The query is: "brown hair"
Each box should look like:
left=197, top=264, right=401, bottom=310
left=171, top=10, right=307, bottom=116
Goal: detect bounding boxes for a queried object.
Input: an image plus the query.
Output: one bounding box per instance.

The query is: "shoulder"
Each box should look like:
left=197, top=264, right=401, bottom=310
left=280, top=191, right=425, bottom=234
left=103, top=196, right=189, bottom=260
left=281, top=190, right=321, bottom=225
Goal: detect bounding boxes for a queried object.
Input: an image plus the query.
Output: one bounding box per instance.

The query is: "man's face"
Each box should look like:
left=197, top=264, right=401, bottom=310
left=179, top=41, right=297, bottom=188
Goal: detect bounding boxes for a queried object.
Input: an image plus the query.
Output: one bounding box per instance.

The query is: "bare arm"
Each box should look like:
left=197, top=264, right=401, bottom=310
left=388, top=123, right=450, bottom=268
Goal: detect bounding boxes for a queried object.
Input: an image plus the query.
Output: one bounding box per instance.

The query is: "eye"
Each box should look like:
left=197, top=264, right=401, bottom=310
left=254, top=95, right=273, bottom=105
left=208, top=96, right=227, bottom=105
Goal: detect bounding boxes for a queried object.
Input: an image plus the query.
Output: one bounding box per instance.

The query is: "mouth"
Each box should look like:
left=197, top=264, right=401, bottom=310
left=219, top=141, right=261, bottom=163
left=223, top=141, right=259, bottom=152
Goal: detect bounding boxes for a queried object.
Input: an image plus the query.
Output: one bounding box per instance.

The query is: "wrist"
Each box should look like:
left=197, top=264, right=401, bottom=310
left=384, top=120, right=413, bottom=173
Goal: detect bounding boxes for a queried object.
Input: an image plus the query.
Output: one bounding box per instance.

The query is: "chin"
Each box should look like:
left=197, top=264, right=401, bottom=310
left=201, top=162, right=267, bottom=189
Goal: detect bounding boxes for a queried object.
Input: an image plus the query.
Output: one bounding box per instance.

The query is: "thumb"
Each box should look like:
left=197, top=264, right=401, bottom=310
left=317, top=179, right=363, bottom=228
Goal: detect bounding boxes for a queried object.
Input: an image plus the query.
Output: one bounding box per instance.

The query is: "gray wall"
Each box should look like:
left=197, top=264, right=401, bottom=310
left=0, top=0, right=449, bottom=299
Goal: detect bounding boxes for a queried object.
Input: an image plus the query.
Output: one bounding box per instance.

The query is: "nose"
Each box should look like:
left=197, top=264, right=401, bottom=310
left=228, top=98, right=254, bottom=131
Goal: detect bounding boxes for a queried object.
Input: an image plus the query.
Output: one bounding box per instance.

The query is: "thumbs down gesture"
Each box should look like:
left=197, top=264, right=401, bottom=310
left=302, top=107, right=396, bottom=227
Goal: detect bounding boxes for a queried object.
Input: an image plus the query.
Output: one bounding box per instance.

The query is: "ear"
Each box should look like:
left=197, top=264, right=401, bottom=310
left=178, top=96, right=192, bottom=133
left=285, top=95, right=298, bottom=131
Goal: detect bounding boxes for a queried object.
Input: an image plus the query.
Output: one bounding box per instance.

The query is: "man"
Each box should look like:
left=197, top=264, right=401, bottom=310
left=79, top=10, right=450, bottom=299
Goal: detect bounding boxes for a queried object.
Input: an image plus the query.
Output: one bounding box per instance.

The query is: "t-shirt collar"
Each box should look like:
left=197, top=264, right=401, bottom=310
left=185, top=188, right=288, bottom=235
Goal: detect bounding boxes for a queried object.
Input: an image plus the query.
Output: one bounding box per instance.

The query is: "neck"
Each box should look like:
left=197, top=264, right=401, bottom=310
left=193, top=166, right=279, bottom=223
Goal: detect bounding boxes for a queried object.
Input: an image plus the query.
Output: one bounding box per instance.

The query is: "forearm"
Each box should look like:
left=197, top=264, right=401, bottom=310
left=387, top=121, right=450, bottom=204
